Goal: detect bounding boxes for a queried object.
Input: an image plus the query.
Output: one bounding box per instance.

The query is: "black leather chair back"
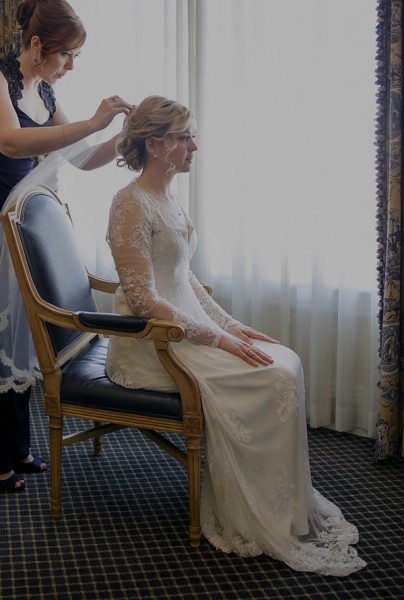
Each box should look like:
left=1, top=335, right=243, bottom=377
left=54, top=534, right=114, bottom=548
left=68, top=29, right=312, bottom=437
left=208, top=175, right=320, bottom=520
left=17, top=191, right=97, bottom=356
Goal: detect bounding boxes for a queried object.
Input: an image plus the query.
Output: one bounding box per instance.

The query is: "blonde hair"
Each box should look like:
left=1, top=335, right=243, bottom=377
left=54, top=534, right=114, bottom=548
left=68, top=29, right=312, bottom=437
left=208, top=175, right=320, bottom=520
left=116, top=95, right=192, bottom=172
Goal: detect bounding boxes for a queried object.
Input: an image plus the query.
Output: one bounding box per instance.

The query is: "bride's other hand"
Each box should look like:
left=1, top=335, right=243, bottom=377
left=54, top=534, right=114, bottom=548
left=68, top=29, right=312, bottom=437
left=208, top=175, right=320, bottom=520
left=226, top=323, right=279, bottom=345
left=218, top=332, right=274, bottom=367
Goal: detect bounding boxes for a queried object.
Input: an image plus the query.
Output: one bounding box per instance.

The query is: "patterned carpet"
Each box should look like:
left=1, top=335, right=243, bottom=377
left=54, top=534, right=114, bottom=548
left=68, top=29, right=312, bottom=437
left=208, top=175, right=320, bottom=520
left=0, top=384, right=403, bottom=600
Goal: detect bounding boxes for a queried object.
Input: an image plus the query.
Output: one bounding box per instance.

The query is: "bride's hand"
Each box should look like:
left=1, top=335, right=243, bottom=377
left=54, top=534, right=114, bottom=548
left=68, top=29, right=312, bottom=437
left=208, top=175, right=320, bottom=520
left=218, top=332, right=274, bottom=367
left=226, top=323, right=279, bottom=345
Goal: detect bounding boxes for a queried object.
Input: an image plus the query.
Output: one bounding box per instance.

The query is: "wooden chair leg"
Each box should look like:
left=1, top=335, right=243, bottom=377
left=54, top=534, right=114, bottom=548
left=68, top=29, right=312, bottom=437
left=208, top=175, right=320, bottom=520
left=187, top=435, right=202, bottom=547
left=92, top=421, right=103, bottom=456
left=49, top=415, right=63, bottom=519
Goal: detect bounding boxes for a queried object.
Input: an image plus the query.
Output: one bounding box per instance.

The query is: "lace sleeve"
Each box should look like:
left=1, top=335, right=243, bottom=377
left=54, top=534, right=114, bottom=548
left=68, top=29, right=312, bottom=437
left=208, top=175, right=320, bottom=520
left=107, top=189, right=222, bottom=347
left=188, top=270, right=240, bottom=330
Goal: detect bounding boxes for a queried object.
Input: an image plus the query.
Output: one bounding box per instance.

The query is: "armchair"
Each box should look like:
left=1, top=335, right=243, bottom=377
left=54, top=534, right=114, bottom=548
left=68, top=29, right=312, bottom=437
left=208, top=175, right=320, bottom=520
left=2, top=186, right=204, bottom=547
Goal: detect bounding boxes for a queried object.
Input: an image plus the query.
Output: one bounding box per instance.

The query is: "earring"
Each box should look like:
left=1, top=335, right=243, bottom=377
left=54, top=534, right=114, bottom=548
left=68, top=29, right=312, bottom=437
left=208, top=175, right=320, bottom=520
left=153, top=154, right=157, bottom=158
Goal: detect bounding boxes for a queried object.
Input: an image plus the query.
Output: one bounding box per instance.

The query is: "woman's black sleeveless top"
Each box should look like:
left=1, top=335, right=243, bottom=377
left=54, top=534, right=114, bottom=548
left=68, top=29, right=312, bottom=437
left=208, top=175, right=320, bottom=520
left=0, top=52, right=56, bottom=209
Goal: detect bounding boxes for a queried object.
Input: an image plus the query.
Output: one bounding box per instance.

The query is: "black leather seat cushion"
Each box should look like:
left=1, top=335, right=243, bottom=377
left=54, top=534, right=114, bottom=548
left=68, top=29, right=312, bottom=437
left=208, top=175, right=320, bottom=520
left=61, top=337, right=182, bottom=421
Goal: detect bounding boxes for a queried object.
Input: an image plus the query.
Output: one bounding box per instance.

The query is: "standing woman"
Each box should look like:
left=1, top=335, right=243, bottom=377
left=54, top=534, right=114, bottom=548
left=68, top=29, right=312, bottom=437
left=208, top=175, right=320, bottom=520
left=0, top=0, right=133, bottom=492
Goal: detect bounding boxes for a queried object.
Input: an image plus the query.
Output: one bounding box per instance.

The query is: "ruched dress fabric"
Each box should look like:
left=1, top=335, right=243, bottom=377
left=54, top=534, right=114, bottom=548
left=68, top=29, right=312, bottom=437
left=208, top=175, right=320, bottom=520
left=106, top=181, right=366, bottom=576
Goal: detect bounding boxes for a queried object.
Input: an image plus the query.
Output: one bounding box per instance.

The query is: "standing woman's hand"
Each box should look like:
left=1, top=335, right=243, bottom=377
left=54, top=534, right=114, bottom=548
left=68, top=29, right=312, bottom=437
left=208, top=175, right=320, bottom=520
left=89, top=95, right=134, bottom=131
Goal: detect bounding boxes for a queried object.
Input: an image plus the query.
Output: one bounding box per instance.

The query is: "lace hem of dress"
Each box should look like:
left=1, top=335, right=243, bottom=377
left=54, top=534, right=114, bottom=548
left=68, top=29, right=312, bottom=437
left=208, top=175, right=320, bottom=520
left=200, top=495, right=367, bottom=576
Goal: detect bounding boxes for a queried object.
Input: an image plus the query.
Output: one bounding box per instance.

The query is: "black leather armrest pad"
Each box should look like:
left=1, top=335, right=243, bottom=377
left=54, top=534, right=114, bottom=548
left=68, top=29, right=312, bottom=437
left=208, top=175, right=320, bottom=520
left=77, top=311, right=149, bottom=333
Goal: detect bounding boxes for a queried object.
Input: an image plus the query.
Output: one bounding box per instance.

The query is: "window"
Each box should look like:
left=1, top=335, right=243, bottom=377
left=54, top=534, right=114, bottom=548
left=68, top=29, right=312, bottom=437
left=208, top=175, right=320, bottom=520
left=60, top=0, right=379, bottom=436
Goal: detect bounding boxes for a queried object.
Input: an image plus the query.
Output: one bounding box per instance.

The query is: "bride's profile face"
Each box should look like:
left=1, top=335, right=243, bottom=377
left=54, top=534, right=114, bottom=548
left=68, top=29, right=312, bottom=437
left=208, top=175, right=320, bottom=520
left=166, top=119, right=198, bottom=173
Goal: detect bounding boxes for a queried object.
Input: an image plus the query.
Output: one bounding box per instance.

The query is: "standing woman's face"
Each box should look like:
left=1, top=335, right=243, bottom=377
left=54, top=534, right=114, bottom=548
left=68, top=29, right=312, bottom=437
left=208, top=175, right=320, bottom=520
left=38, top=47, right=83, bottom=85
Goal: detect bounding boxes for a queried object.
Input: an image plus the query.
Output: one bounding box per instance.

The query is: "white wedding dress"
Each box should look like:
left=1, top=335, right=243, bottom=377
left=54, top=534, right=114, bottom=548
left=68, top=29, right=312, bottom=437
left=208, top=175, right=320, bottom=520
left=106, top=181, right=366, bottom=576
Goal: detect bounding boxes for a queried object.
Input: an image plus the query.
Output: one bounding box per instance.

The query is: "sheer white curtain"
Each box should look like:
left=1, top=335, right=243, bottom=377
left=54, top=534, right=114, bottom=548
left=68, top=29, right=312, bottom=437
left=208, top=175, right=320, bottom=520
left=58, top=0, right=378, bottom=437
left=188, top=0, right=379, bottom=437
left=57, top=0, right=191, bottom=279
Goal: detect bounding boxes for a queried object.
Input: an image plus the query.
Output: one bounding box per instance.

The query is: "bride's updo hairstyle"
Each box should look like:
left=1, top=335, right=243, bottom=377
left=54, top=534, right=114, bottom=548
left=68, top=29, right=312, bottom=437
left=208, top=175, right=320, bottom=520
left=16, top=0, right=86, bottom=56
left=116, top=95, right=192, bottom=172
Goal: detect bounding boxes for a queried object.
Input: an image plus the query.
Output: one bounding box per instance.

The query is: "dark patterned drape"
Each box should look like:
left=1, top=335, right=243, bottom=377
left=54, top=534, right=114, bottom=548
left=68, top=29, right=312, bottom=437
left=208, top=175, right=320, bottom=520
left=375, top=0, right=404, bottom=460
left=0, top=0, right=20, bottom=56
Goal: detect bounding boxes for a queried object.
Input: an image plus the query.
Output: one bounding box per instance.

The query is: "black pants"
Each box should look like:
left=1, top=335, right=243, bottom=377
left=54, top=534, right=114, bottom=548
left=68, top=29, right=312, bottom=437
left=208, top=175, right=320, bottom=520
left=0, top=387, right=31, bottom=474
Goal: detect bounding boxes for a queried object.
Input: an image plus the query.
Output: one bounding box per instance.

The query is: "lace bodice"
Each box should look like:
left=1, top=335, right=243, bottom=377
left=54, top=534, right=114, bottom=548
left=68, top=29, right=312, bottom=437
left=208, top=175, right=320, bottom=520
left=107, top=182, right=237, bottom=346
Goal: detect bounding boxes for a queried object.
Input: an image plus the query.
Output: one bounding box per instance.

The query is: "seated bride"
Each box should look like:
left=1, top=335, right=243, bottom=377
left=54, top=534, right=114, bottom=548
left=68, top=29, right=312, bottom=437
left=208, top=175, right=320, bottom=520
left=105, top=94, right=366, bottom=577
